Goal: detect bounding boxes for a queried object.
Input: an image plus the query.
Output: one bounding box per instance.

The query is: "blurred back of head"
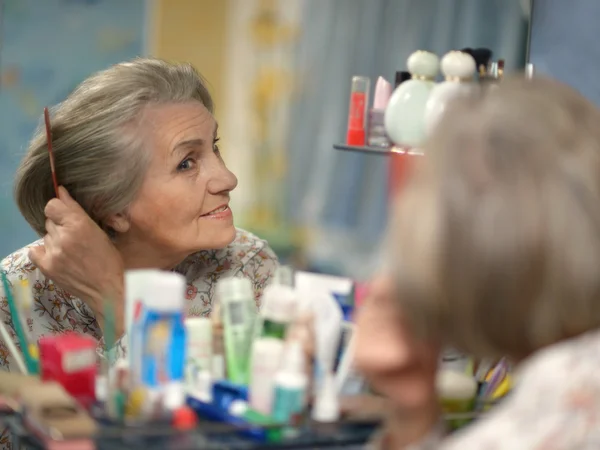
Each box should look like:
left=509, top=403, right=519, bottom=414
left=389, top=76, right=600, bottom=360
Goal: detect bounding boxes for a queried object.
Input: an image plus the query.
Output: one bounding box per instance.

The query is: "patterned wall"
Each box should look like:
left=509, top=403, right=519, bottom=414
left=0, top=0, right=146, bottom=256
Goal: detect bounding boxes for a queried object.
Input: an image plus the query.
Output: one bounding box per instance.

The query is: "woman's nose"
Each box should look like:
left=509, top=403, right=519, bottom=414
left=207, top=161, right=238, bottom=194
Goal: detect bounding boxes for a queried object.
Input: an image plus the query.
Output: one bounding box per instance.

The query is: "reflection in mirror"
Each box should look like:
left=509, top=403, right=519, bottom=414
left=285, top=0, right=531, bottom=275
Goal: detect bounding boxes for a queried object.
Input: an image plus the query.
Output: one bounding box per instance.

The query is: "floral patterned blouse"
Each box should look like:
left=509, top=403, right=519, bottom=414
left=0, top=228, right=278, bottom=370
left=372, top=329, right=600, bottom=450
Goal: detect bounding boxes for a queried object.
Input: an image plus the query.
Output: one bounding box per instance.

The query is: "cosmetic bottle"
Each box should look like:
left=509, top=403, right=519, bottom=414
left=384, top=51, right=440, bottom=149
left=311, top=370, right=340, bottom=423
left=367, top=77, right=393, bottom=148
left=346, top=76, right=371, bottom=146
left=218, top=277, right=258, bottom=384
left=271, top=340, right=308, bottom=423
left=185, top=317, right=212, bottom=385
left=125, top=270, right=187, bottom=418
left=258, top=284, right=298, bottom=340
left=424, top=51, right=476, bottom=136
left=249, top=336, right=285, bottom=415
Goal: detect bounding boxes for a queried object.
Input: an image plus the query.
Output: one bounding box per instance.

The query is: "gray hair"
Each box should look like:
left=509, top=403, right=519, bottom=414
left=389, top=75, right=600, bottom=360
left=15, top=58, right=214, bottom=236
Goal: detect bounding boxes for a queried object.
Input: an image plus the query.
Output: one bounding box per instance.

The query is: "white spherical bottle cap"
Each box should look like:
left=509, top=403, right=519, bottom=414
left=407, top=51, right=440, bottom=79
left=441, top=51, right=476, bottom=80
left=217, top=276, right=253, bottom=302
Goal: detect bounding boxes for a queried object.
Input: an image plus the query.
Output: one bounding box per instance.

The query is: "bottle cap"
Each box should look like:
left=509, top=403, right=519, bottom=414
left=229, top=400, right=249, bottom=417
left=217, top=277, right=253, bottom=302
left=407, top=51, right=440, bottom=79
left=172, top=406, right=198, bottom=430
left=441, top=51, right=476, bottom=81
left=312, top=371, right=340, bottom=423
left=126, top=270, right=186, bottom=311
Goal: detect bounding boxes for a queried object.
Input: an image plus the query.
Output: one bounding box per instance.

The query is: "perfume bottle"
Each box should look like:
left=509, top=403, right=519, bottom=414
left=367, top=76, right=393, bottom=148
left=424, top=51, right=477, bottom=136
left=384, top=51, right=440, bottom=149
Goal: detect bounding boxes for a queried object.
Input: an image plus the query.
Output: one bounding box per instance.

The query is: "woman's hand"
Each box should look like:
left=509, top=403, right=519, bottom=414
left=354, top=275, right=441, bottom=446
left=28, top=186, right=125, bottom=335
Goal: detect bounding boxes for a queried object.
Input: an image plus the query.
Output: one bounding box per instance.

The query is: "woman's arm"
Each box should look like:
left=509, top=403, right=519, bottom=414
left=28, top=187, right=125, bottom=336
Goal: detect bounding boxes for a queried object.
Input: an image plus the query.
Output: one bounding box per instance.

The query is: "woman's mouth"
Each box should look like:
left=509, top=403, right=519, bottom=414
left=201, top=205, right=232, bottom=219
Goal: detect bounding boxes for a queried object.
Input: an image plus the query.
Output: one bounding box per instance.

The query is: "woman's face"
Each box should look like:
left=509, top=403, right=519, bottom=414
left=354, top=276, right=439, bottom=412
left=114, top=101, right=238, bottom=267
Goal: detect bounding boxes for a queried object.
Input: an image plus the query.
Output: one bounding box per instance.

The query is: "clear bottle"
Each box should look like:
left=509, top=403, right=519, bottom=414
left=346, top=76, right=371, bottom=146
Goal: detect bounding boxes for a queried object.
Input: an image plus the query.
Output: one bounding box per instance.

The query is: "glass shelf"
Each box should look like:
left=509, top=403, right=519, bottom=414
left=333, top=144, right=424, bottom=156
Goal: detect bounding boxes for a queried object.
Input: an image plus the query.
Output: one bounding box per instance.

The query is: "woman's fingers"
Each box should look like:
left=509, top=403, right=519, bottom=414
left=28, top=244, right=47, bottom=272
left=45, top=218, right=59, bottom=237
left=44, top=198, right=70, bottom=225
left=44, top=187, right=86, bottom=225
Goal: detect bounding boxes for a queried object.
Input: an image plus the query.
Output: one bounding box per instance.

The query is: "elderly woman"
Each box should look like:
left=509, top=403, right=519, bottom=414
left=355, top=76, right=600, bottom=448
left=0, top=58, right=278, bottom=370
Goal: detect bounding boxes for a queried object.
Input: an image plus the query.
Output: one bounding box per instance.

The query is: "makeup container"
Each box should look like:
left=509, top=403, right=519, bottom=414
left=367, top=76, right=393, bottom=148
left=218, top=277, right=258, bottom=385
left=257, top=284, right=298, bottom=340
left=249, top=337, right=285, bottom=415
left=385, top=50, right=440, bottom=148
left=271, top=340, right=308, bottom=423
left=346, top=76, right=371, bottom=146
left=127, top=270, right=187, bottom=412
left=424, top=50, right=477, bottom=136
left=39, top=332, right=97, bottom=409
left=185, top=317, right=212, bottom=386
left=394, top=71, right=411, bottom=89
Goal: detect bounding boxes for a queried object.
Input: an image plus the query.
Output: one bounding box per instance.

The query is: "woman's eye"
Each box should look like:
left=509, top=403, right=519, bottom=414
left=177, top=158, right=195, bottom=171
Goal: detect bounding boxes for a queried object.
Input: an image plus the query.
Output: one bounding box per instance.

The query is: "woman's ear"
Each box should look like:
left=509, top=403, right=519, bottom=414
left=105, top=212, right=130, bottom=234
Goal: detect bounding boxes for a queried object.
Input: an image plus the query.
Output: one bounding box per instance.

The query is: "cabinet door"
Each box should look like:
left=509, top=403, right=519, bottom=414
left=528, top=0, right=600, bottom=106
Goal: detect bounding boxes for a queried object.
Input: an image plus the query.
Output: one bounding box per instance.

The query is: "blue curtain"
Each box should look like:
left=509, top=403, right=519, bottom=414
left=286, top=0, right=528, bottom=276
left=0, top=0, right=146, bottom=257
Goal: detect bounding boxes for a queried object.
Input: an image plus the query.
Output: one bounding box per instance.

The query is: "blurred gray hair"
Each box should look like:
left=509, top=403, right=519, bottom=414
left=389, top=75, right=600, bottom=360
left=15, top=58, right=214, bottom=236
